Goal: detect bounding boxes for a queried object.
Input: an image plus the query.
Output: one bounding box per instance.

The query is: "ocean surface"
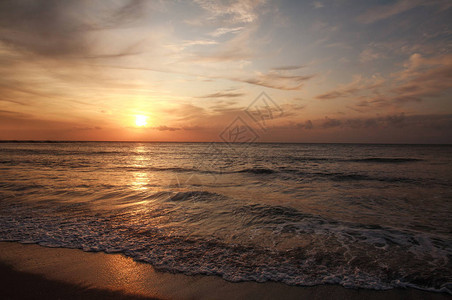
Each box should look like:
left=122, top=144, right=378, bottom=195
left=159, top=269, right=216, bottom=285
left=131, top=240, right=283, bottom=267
left=0, top=142, right=451, bottom=293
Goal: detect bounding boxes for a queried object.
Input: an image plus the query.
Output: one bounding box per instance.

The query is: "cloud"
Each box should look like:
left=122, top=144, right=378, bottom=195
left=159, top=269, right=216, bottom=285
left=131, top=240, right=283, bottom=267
left=181, top=23, right=257, bottom=63
left=278, top=113, right=451, bottom=132
left=274, top=103, right=305, bottom=118
left=0, top=0, right=89, bottom=57
left=339, top=113, right=452, bottom=130
left=239, top=71, right=314, bottom=90
left=184, top=49, right=252, bottom=63
left=316, top=75, right=384, bottom=100
left=293, top=120, right=313, bottom=129
left=209, top=27, right=244, bottom=37
left=309, top=21, right=340, bottom=48
left=271, top=65, right=305, bottom=71
left=0, top=109, right=30, bottom=119
left=395, top=53, right=451, bottom=80
left=182, top=40, right=219, bottom=47
left=310, top=21, right=338, bottom=34
left=387, top=53, right=452, bottom=103
left=167, top=103, right=207, bottom=122
left=359, top=49, right=383, bottom=63
left=153, top=126, right=181, bottom=131
left=194, top=0, right=266, bottom=24
left=107, top=0, right=149, bottom=26
left=346, top=114, right=406, bottom=129
left=86, top=62, right=312, bottom=91
left=321, top=117, right=342, bottom=129
left=312, top=2, right=324, bottom=9
left=392, top=63, right=452, bottom=102
left=320, top=53, right=451, bottom=112
left=295, top=113, right=452, bottom=131
left=0, top=82, right=49, bottom=105
left=197, top=92, right=245, bottom=98
left=0, top=0, right=149, bottom=58
left=354, top=97, right=389, bottom=109
left=356, top=0, right=451, bottom=24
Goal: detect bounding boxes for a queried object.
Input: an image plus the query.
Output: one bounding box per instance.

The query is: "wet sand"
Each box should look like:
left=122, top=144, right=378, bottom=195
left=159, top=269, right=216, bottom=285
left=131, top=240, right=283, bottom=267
left=0, top=242, right=448, bottom=300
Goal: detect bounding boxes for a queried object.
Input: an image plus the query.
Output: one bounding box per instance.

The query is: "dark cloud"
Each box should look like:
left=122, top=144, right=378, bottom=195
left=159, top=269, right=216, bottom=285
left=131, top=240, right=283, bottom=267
left=209, top=102, right=243, bottom=113
left=197, top=92, right=245, bottom=98
left=0, top=109, right=29, bottom=118
left=283, top=114, right=451, bottom=133
left=317, top=88, right=363, bottom=100
left=316, top=77, right=384, bottom=100
left=271, top=65, right=305, bottom=71
left=0, top=0, right=147, bottom=58
left=153, top=126, right=181, bottom=131
left=294, top=120, right=313, bottom=129
left=305, top=120, right=313, bottom=129
left=0, top=0, right=89, bottom=57
left=321, top=117, right=342, bottom=128
left=384, top=113, right=405, bottom=127
left=411, top=114, right=452, bottom=130
left=151, top=125, right=205, bottom=132
left=356, top=0, right=451, bottom=24
left=391, top=62, right=452, bottom=103
left=320, top=54, right=452, bottom=113
left=320, top=114, right=407, bottom=129
left=108, top=0, right=149, bottom=26
left=316, top=89, right=358, bottom=100
left=240, top=73, right=314, bottom=90
left=343, top=118, right=378, bottom=129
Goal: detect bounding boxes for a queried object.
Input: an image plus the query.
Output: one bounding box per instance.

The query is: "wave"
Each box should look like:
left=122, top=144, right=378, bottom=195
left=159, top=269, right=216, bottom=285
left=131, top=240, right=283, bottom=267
left=286, top=156, right=423, bottom=164
left=0, top=200, right=450, bottom=294
left=322, top=173, right=414, bottom=183
left=0, top=148, right=153, bottom=157
left=119, top=166, right=200, bottom=173
left=349, top=158, right=423, bottom=163
left=235, top=203, right=317, bottom=222
left=236, top=167, right=277, bottom=174
left=289, top=171, right=415, bottom=184
left=166, top=191, right=227, bottom=202
left=119, top=166, right=279, bottom=176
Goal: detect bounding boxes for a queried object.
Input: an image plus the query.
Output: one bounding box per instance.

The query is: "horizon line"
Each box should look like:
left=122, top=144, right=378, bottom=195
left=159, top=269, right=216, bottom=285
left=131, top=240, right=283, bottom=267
left=0, top=140, right=451, bottom=146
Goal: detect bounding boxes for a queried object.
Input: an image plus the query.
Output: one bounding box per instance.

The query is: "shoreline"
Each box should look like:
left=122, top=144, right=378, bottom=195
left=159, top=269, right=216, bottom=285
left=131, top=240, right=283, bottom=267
left=0, top=261, right=153, bottom=300
left=0, top=242, right=449, bottom=299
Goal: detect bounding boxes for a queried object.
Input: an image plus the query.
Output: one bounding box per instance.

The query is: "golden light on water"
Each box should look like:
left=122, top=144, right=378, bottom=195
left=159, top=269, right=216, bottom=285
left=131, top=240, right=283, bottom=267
left=135, top=115, right=148, bottom=127
left=131, top=144, right=149, bottom=191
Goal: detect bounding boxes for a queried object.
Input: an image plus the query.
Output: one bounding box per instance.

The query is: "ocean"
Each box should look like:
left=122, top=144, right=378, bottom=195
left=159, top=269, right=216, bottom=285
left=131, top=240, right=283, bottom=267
left=0, top=142, right=451, bottom=293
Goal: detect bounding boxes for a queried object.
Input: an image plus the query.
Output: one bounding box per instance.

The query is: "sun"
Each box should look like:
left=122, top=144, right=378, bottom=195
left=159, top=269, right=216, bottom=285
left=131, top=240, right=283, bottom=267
left=135, top=115, right=148, bottom=127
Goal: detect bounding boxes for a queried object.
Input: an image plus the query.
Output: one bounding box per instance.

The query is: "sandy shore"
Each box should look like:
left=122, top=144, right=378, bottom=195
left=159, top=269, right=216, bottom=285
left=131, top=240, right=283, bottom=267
left=0, top=242, right=449, bottom=300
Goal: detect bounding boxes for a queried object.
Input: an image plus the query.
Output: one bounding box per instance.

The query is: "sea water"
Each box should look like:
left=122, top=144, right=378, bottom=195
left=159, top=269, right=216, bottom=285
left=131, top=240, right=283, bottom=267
left=0, top=142, right=451, bottom=293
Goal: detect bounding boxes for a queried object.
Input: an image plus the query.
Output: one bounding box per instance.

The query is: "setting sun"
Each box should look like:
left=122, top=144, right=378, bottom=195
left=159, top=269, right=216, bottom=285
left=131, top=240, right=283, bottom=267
left=135, top=115, right=148, bottom=127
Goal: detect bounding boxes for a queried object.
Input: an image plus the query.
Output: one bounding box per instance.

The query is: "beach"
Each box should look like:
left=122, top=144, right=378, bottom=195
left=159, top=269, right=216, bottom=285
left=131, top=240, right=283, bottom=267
left=0, top=242, right=449, bottom=299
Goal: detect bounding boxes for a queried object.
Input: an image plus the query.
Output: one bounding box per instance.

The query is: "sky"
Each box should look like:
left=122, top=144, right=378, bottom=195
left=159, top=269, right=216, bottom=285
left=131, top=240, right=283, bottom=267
left=0, top=0, right=451, bottom=143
